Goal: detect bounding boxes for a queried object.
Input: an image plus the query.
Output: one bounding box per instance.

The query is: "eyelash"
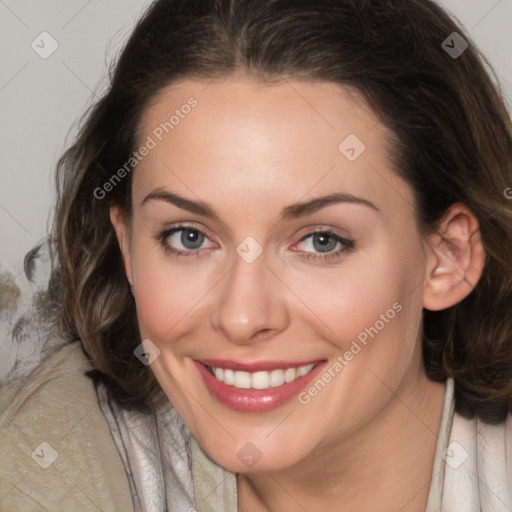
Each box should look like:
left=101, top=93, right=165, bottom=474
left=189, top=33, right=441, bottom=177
left=154, top=224, right=355, bottom=263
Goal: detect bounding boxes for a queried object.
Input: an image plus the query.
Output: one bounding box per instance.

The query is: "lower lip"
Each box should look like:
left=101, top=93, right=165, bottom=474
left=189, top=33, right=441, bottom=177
left=194, top=361, right=327, bottom=413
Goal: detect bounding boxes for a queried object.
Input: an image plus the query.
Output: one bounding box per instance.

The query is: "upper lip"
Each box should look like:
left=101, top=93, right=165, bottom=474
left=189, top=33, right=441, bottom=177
left=196, top=358, right=325, bottom=372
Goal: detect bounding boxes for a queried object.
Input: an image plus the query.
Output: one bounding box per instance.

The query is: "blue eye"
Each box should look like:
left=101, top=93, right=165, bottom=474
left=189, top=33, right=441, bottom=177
left=156, top=226, right=212, bottom=258
left=155, top=225, right=355, bottom=262
left=293, top=231, right=355, bottom=263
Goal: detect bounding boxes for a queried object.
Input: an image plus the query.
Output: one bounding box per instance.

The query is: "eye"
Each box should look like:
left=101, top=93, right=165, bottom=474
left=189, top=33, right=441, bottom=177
left=292, top=230, right=355, bottom=263
left=155, top=225, right=215, bottom=258
left=154, top=225, right=355, bottom=263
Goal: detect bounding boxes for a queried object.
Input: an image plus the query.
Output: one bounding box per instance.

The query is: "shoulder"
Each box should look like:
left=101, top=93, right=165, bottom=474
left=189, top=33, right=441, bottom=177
left=0, top=331, right=134, bottom=511
left=442, top=408, right=512, bottom=509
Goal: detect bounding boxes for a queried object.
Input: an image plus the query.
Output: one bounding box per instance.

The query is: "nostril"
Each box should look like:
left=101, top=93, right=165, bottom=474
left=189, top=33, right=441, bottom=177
left=252, top=329, right=274, bottom=341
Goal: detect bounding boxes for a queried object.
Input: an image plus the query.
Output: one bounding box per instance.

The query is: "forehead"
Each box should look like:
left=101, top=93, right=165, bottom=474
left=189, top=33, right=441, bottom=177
left=133, top=76, right=413, bottom=221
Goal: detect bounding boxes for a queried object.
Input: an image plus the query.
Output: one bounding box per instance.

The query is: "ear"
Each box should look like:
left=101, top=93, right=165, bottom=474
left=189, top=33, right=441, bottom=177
left=423, top=203, right=486, bottom=311
left=109, top=203, right=135, bottom=286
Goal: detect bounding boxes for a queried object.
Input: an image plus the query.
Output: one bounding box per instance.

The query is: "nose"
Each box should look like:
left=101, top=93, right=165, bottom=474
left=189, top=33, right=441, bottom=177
left=210, top=247, right=290, bottom=345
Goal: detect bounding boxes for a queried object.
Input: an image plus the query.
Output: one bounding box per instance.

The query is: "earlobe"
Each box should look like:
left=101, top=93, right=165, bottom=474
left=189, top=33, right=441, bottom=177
left=109, top=204, right=134, bottom=286
left=423, top=203, right=486, bottom=311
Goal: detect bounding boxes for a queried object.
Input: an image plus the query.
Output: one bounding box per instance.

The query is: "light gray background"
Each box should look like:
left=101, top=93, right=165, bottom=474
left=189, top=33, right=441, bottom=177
left=1, top=0, right=511, bottom=278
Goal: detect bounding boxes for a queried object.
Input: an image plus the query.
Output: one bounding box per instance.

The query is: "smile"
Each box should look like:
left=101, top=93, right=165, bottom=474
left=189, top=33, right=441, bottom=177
left=206, top=363, right=316, bottom=390
left=194, top=359, right=326, bottom=412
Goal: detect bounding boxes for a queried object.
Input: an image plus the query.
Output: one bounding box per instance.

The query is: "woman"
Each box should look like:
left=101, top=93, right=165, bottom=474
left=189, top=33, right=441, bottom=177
left=2, top=0, right=511, bottom=510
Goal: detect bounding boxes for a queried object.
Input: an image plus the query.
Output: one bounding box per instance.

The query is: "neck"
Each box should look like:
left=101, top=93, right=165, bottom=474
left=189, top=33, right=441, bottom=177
left=237, top=368, right=447, bottom=512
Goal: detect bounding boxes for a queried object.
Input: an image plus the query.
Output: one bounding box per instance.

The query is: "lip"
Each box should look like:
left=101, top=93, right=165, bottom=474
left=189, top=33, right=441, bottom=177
left=194, top=359, right=327, bottom=413
left=196, top=358, right=323, bottom=372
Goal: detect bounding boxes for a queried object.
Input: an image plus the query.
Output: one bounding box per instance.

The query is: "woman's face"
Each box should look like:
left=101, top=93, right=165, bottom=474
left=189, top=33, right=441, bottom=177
left=112, top=76, right=436, bottom=473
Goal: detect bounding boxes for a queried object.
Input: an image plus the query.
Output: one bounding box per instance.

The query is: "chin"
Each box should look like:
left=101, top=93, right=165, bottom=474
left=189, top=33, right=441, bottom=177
left=197, top=430, right=311, bottom=475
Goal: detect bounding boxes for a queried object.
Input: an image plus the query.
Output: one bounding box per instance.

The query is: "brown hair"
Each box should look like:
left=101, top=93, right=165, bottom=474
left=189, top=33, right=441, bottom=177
left=50, top=0, right=512, bottom=421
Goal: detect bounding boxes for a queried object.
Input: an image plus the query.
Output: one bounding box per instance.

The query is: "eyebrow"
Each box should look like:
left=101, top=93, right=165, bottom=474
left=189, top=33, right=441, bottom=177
left=140, top=187, right=380, bottom=221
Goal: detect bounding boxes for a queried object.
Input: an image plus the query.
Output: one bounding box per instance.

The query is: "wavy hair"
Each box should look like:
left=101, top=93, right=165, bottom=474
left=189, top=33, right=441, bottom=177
left=50, top=0, right=512, bottom=421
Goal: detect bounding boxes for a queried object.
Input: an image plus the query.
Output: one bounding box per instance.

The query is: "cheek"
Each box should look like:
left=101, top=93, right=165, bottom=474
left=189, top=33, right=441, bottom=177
left=132, top=225, right=425, bottom=360
left=130, top=241, right=211, bottom=342
left=283, top=239, right=425, bottom=363
left=288, top=256, right=411, bottom=333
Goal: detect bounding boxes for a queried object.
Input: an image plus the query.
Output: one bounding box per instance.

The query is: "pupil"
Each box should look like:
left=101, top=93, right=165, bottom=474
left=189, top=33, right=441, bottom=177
left=182, top=229, right=204, bottom=249
left=314, top=233, right=336, bottom=252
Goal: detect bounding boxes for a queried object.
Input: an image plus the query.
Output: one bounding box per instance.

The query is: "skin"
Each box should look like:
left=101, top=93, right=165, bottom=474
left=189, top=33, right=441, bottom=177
left=110, top=75, right=486, bottom=511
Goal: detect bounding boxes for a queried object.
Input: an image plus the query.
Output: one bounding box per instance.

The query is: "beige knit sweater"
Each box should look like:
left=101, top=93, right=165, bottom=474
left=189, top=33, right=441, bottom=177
left=0, top=334, right=133, bottom=511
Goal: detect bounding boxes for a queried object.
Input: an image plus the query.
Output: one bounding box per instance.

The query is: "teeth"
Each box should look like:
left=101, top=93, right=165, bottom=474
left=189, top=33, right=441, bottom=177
left=252, top=371, right=269, bottom=390
left=208, top=363, right=316, bottom=390
left=234, top=371, right=251, bottom=389
left=297, top=365, right=313, bottom=377
left=269, top=369, right=285, bottom=387
left=284, top=368, right=296, bottom=383
left=223, top=368, right=235, bottom=386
